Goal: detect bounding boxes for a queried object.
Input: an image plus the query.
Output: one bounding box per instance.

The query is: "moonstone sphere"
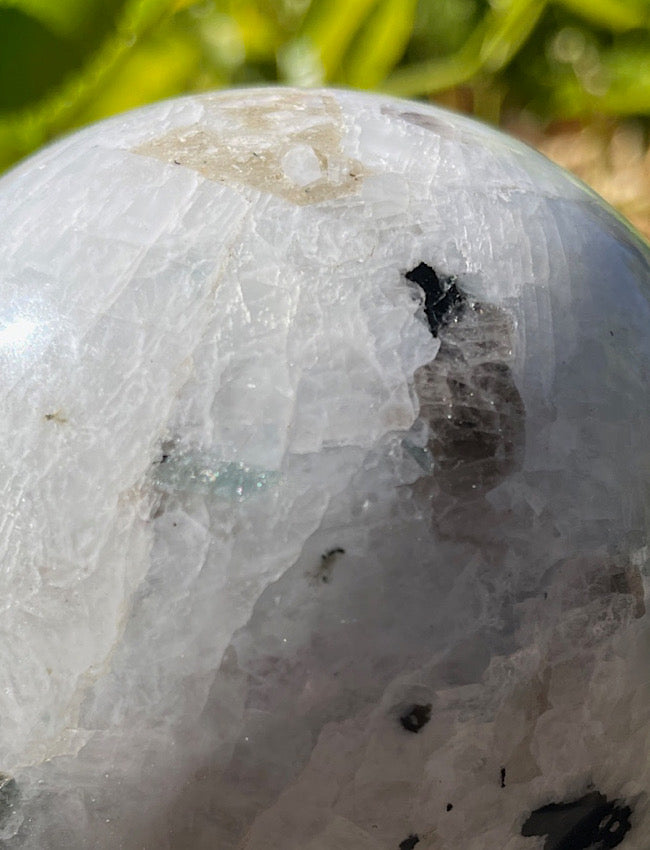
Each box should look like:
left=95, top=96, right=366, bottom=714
left=1, top=87, right=649, bottom=850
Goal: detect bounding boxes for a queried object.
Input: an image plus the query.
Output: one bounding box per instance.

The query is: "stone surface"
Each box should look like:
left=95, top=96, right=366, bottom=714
left=0, top=87, right=649, bottom=849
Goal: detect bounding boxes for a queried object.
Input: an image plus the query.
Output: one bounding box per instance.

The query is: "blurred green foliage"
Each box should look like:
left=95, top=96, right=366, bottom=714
left=1, top=0, right=649, bottom=170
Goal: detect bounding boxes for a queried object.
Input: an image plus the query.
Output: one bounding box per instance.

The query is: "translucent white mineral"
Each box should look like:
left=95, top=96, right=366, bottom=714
left=0, top=87, right=649, bottom=849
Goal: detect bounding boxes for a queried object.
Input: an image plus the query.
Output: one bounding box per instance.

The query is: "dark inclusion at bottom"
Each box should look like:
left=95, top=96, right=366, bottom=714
left=399, top=703, right=432, bottom=733
left=398, top=835, right=420, bottom=850
left=521, top=791, right=632, bottom=849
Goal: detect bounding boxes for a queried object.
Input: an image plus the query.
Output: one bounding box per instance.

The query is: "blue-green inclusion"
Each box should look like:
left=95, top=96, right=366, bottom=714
left=153, top=451, right=279, bottom=501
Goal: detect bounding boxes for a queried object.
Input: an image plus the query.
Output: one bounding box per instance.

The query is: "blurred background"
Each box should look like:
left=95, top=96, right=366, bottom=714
left=1, top=0, right=649, bottom=236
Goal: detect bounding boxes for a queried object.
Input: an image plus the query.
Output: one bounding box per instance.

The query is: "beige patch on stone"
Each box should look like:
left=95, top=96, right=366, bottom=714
left=134, top=91, right=366, bottom=205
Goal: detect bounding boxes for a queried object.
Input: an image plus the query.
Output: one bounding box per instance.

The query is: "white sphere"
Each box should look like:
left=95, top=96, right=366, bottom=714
left=0, top=87, right=649, bottom=849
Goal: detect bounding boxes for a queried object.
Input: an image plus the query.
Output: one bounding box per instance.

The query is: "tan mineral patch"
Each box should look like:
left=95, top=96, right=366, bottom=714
left=134, top=91, right=366, bottom=205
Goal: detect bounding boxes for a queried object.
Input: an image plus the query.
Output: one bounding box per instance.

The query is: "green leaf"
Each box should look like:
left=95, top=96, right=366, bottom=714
left=0, top=0, right=117, bottom=39
left=299, top=0, right=380, bottom=77
left=0, top=0, right=179, bottom=171
left=552, top=0, right=648, bottom=32
left=0, top=8, right=83, bottom=110
left=478, top=0, right=547, bottom=73
left=553, top=45, right=650, bottom=116
left=343, top=0, right=419, bottom=87
left=408, top=0, right=482, bottom=60
left=384, top=0, right=546, bottom=96
left=382, top=9, right=488, bottom=96
left=75, top=28, right=201, bottom=125
left=383, top=52, right=481, bottom=96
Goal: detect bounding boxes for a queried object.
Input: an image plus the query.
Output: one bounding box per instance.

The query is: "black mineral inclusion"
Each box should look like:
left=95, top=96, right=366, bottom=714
left=400, top=703, right=432, bottom=733
left=405, top=262, right=466, bottom=337
left=398, top=835, right=420, bottom=850
left=521, top=791, right=632, bottom=849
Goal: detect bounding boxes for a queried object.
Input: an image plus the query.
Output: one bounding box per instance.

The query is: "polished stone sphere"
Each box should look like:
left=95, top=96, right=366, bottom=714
left=0, top=87, right=649, bottom=849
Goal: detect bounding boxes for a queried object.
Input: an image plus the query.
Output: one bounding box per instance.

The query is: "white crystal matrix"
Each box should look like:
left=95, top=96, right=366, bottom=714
left=0, top=88, right=649, bottom=849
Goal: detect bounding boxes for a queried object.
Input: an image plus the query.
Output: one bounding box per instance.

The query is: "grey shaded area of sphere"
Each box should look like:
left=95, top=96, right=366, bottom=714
left=0, top=87, right=649, bottom=849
